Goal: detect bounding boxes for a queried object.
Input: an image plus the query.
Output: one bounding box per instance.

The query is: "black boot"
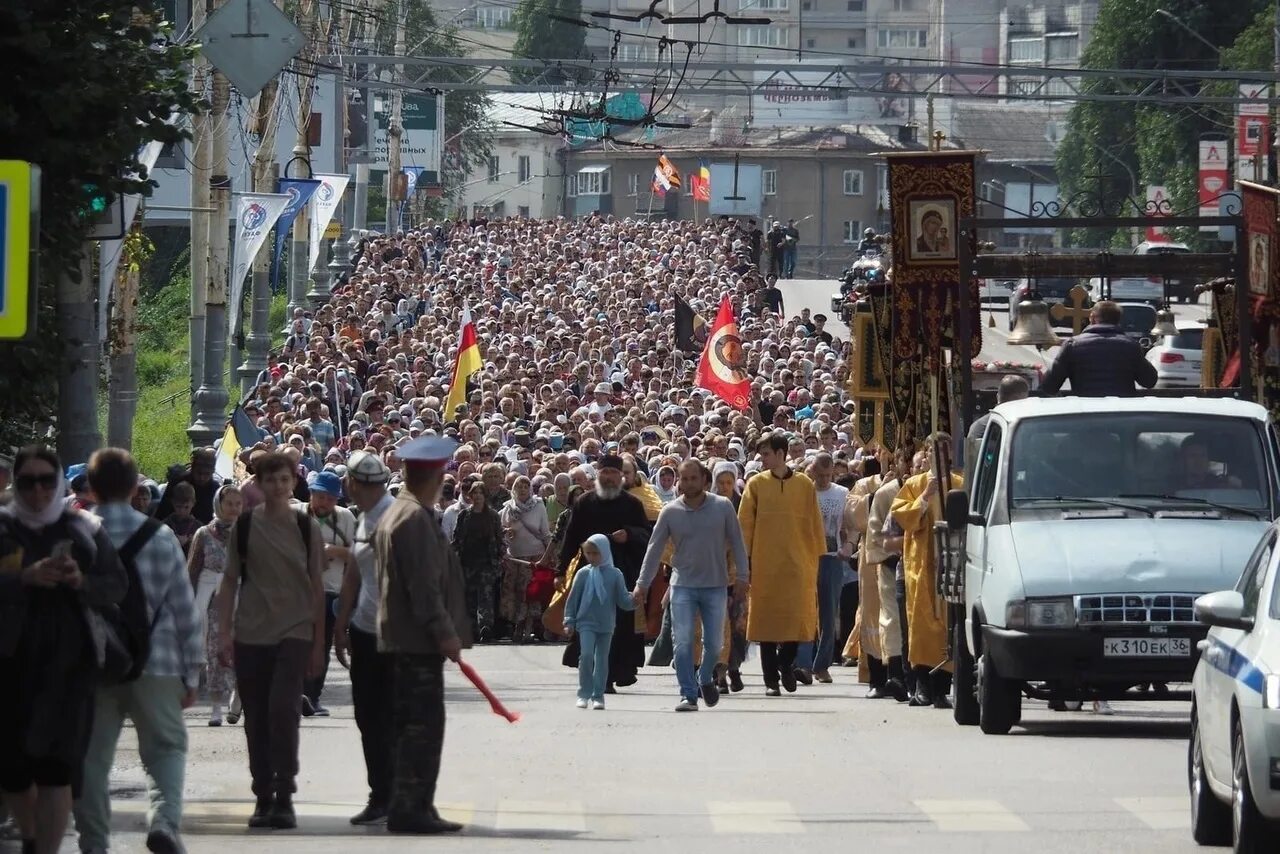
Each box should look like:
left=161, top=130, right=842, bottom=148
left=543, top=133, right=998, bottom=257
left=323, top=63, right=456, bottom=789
left=269, top=792, right=297, bottom=829
left=932, top=671, right=953, bottom=709
left=865, top=656, right=890, bottom=697
left=883, top=656, right=910, bottom=701
left=248, top=796, right=274, bottom=828
left=908, top=666, right=933, bottom=706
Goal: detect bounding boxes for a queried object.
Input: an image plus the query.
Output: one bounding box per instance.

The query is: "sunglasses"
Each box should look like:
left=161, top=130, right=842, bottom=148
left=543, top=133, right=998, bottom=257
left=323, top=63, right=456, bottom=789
left=16, top=473, right=58, bottom=491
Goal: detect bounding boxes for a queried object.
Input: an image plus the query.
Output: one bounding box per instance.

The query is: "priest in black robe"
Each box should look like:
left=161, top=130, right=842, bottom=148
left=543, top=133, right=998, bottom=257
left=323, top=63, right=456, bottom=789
left=558, top=454, right=652, bottom=690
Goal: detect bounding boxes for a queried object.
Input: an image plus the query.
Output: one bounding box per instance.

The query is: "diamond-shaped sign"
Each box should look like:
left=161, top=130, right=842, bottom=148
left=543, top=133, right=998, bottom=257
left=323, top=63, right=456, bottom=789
left=197, top=0, right=304, bottom=98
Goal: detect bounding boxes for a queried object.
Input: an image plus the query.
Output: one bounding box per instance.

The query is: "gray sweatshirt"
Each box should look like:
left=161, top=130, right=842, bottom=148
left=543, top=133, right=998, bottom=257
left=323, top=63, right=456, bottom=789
left=638, top=493, right=751, bottom=590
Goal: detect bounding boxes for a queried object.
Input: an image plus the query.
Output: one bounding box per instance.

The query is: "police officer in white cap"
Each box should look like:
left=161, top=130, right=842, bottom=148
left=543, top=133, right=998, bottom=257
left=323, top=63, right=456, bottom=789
left=373, top=436, right=470, bottom=834
left=333, top=451, right=396, bottom=825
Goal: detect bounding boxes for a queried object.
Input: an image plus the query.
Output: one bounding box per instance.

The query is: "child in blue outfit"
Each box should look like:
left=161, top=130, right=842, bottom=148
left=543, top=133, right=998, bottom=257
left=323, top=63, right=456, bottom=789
left=563, top=534, right=637, bottom=710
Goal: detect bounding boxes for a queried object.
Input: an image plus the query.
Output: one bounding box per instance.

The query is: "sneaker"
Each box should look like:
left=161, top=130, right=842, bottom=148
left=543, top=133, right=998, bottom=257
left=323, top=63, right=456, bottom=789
left=675, top=698, right=699, bottom=712
left=765, top=686, right=782, bottom=697
left=591, top=699, right=606, bottom=710
left=350, top=802, right=389, bottom=826
left=248, top=797, right=273, bottom=829
left=145, top=826, right=184, bottom=854
left=814, top=670, right=833, bottom=684
left=729, top=670, right=745, bottom=693
left=1093, top=700, right=1115, bottom=716
left=700, top=681, right=721, bottom=708
left=311, top=704, right=330, bottom=718
left=268, top=794, right=297, bottom=829
left=300, top=696, right=315, bottom=718
left=793, top=668, right=814, bottom=686
left=575, top=698, right=588, bottom=709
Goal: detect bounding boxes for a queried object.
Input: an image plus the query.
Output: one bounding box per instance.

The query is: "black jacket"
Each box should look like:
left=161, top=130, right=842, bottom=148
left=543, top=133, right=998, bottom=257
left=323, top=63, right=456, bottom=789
left=1040, top=323, right=1158, bottom=397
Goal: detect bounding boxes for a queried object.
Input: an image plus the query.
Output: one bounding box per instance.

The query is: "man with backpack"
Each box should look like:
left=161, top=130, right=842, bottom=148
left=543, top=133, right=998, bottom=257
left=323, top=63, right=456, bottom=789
left=75, top=448, right=201, bottom=854
left=214, top=451, right=325, bottom=831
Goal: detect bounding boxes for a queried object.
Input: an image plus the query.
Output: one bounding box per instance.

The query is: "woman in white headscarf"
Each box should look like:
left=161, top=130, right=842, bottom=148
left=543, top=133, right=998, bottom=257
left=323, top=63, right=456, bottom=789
left=0, top=446, right=127, bottom=854
left=500, top=476, right=550, bottom=643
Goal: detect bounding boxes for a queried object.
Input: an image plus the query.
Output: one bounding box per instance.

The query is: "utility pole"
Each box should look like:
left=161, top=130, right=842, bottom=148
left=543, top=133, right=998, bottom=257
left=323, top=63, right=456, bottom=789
left=188, top=53, right=232, bottom=448
left=107, top=217, right=144, bottom=450
left=189, top=0, right=211, bottom=419
left=56, top=250, right=101, bottom=465
left=385, top=0, right=406, bottom=235
left=239, top=79, right=282, bottom=395
left=287, top=0, right=320, bottom=318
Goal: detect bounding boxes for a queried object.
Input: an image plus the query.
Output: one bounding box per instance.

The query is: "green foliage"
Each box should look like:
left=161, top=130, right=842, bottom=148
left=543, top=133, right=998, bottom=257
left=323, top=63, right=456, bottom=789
left=1056, top=0, right=1266, bottom=247
left=0, top=1, right=201, bottom=451
left=511, top=0, right=588, bottom=85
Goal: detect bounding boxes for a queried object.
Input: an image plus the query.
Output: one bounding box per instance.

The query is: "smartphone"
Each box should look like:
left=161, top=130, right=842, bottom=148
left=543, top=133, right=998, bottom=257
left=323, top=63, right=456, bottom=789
left=52, top=540, right=73, bottom=560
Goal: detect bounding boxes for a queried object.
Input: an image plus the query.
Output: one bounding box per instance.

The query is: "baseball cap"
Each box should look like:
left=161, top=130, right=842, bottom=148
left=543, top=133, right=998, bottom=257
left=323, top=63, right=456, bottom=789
left=308, top=471, right=343, bottom=498
left=346, top=450, right=391, bottom=484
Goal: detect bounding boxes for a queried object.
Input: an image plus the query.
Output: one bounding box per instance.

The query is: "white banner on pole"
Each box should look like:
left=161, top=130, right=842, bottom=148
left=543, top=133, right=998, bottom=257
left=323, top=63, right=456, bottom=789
left=307, top=173, right=350, bottom=273
left=229, top=192, right=290, bottom=339
left=97, top=139, right=165, bottom=343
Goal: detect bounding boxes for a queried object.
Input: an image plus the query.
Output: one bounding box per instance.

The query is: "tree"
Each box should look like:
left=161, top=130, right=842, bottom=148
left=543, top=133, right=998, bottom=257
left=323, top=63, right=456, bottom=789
left=1055, top=0, right=1265, bottom=248
left=511, top=0, right=588, bottom=84
left=377, top=0, right=494, bottom=217
left=0, top=1, right=200, bottom=450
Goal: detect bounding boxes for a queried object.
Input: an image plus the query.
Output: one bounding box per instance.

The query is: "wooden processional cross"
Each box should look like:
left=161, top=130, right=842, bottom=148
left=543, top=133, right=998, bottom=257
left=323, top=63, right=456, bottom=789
left=1049, top=285, right=1094, bottom=335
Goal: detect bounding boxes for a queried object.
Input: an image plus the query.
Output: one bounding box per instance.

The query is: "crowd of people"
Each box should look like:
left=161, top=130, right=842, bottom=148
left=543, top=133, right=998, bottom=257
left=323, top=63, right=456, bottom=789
left=0, top=214, right=1015, bottom=852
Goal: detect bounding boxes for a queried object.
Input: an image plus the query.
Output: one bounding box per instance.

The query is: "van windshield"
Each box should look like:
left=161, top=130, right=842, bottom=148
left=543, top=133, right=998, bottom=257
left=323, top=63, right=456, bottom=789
left=1009, top=413, right=1270, bottom=513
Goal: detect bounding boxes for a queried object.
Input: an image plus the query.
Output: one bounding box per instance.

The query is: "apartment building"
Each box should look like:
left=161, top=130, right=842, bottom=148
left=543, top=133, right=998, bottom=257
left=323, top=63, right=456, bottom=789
left=1000, top=1, right=1097, bottom=98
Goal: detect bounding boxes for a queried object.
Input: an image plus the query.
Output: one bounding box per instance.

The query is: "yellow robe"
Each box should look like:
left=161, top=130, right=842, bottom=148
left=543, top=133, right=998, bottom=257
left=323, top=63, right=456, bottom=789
left=891, top=471, right=964, bottom=671
left=843, top=474, right=883, bottom=664
left=740, top=470, right=826, bottom=643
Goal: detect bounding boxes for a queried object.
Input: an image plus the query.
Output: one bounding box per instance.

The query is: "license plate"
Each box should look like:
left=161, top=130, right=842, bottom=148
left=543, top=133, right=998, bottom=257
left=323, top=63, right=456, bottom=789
left=1103, top=637, right=1191, bottom=657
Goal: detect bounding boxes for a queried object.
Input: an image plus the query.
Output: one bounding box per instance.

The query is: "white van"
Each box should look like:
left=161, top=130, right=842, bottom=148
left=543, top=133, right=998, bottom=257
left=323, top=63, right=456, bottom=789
left=942, top=397, right=1278, bottom=735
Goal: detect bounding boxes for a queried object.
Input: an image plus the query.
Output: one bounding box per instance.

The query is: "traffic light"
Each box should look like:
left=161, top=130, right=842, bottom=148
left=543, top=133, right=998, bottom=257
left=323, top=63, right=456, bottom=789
left=80, top=183, right=125, bottom=240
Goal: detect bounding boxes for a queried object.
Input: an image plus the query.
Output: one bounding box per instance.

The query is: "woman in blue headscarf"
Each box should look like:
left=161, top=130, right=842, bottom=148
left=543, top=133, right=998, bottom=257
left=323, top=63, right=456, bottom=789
left=562, top=534, right=636, bottom=710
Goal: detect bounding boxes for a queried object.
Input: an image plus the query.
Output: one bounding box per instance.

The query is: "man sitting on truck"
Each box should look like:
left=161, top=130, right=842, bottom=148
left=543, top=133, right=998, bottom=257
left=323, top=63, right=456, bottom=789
left=1177, top=435, right=1243, bottom=491
left=1039, top=300, right=1158, bottom=397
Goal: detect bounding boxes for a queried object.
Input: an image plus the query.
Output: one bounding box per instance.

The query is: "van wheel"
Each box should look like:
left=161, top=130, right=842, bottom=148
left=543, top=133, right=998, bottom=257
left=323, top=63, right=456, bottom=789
left=952, top=618, right=978, bottom=726
left=977, top=654, right=1020, bottom=735
left=1233, top=720, right=1271, bottom=852
left=1189, top=707, right=1230, bottom=844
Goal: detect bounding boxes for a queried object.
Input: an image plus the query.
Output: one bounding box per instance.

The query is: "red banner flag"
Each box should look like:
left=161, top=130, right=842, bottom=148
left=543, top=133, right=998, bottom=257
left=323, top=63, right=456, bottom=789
left=695, top=296, right=751, bottom=410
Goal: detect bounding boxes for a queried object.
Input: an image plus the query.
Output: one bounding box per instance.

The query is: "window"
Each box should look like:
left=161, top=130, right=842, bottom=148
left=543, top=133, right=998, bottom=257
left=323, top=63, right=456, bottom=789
left=806, top=38, right=816, bottom=48
left=474, top=5, right=512, bottom=28
left=518, top=155, right=531, bottom=184
left=842, top=220, right=862, bottom=243
left=762, top=169, right=777, bottom=196
left=847, top=35, right=861, bottom=49
left=1046, top=33, right=1079, bottom=61
left=877, top=28, right=928, bottom=49
left=842, top=169, right=863, bottom=195
left=737, top=26, right=787, bottom=47
left=1008, top=37, right=1043, bottom=64
left=627, top=173, right=640, bottom=196
left=1044, top=77, right=1079, bottom=98
left=487, top=155, right=499, bottom=182
left=618, top=43, right=650, bottom=62
left=847, top=0, right=863, bottom=9
left=1239, top=530, right=1275, bottom=619
left=892, top=0, right=912, bottom=9
left=518, top=205, right=530, bottom=218
left=971, top=421, right=1003, bottom=516
left=801, top=0, right=811, bottom=8
left=740, top=0, right=788, bottom=9
left=1008, top=77, right=1039, bottom=96
left=575, top=166, right=611, bottom=195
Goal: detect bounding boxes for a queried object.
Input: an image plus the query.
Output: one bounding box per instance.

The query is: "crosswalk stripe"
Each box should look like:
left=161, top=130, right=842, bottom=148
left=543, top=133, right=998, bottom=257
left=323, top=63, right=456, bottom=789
left=914, top=799, right=1030, bottom=832
left=707, top=800, right=802, bottom=834
left=495, top=799, right=588, bottom=833
left=1115, top=797, right=1188, bottom=830
left=111, top=799, right=477, bottom=825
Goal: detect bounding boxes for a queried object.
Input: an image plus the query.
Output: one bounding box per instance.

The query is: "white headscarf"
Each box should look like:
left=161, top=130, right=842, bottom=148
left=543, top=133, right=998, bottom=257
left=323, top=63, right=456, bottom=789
left=1, top=460, right=68, bottom=531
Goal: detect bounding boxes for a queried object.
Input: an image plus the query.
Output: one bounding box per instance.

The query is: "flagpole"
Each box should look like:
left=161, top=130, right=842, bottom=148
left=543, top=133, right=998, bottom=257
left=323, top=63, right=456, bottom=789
left=647, top=185, right=657, bottom=219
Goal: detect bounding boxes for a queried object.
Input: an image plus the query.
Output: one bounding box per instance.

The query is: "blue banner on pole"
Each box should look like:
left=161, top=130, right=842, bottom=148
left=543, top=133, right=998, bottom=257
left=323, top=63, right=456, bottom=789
left=270, top=178, right=321, bottom=293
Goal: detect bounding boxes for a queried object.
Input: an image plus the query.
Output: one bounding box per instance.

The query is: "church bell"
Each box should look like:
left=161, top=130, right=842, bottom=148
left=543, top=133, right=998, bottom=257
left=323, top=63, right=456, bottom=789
left=1150, top=308, right=1178, bottom=338
left=1007, top=299, right=1061, bottom=348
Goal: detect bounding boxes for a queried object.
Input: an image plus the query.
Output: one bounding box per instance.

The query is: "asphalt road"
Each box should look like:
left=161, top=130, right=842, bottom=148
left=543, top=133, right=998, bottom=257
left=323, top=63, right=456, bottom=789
left=52, top=643, right=1208, bottom=854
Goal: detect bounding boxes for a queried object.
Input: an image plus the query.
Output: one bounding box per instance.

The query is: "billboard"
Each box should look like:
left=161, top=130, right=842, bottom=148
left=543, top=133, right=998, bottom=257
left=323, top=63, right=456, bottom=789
left=372, top=94, right=443, bottom=181
left=1237, top=84, right=1269, bottom=183
left=1199, top=139, right=1229, bottom=231
left=708, top=162, right=763, bottom=216
left=750, top=63, right=909, bottom=127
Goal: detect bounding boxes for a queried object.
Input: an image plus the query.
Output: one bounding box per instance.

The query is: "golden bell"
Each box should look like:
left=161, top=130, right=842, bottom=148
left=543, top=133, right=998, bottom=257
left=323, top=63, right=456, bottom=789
left=1150, top=308, right=1178, bottom=338
left=1007, top=299, right=1062, bottom=348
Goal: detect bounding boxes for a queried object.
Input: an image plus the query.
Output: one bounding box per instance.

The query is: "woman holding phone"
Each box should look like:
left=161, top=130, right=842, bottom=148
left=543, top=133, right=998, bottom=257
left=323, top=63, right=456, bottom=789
left=0, top=446, right=127, bottom=854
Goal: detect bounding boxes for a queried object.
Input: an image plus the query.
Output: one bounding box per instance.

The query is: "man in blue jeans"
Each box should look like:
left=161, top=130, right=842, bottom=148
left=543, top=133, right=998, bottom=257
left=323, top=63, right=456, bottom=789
left=795, top=453, right=851, bottom=685
left=635, top=460, right=750, bottom=712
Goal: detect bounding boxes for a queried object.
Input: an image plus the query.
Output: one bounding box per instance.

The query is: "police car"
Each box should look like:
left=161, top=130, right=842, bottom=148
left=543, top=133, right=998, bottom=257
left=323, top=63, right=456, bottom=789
left=1189, top=523, right=1280, bottom=852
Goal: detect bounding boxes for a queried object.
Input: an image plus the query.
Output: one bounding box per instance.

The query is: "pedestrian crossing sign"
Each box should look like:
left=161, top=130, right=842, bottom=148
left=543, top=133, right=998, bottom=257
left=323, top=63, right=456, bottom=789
left=0, top=160, right=39, bottom=340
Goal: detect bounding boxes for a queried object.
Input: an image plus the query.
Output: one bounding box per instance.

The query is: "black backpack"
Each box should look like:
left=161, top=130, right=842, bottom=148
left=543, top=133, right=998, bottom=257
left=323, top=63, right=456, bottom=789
left=236, top=507, right=312, bottom=580
left=100, top=518, right=164, bottom=684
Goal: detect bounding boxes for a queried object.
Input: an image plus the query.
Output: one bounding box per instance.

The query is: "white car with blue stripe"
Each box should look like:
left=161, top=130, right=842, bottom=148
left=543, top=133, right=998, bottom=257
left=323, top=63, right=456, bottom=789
left=1190, top=526, right=1280, bottom=852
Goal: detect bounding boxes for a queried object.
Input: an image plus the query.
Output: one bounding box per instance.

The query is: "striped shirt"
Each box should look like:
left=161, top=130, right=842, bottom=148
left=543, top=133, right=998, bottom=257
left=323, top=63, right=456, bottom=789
left=95, top=502, right=203, bottom=689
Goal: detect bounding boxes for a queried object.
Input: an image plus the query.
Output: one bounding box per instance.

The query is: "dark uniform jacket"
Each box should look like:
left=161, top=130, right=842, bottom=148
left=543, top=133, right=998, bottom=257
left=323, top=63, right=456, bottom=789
left=375, top=492, right=471, bottom=655
left=1040, top=323, right=1158, bottom=397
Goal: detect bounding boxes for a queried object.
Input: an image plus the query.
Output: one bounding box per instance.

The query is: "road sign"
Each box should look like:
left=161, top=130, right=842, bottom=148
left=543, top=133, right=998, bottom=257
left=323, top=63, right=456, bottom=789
left=197, top=0, right=304, bottom=98
left=0, top=161, right=40, bottom=340
left=372, top=94, right=443, bottom=178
